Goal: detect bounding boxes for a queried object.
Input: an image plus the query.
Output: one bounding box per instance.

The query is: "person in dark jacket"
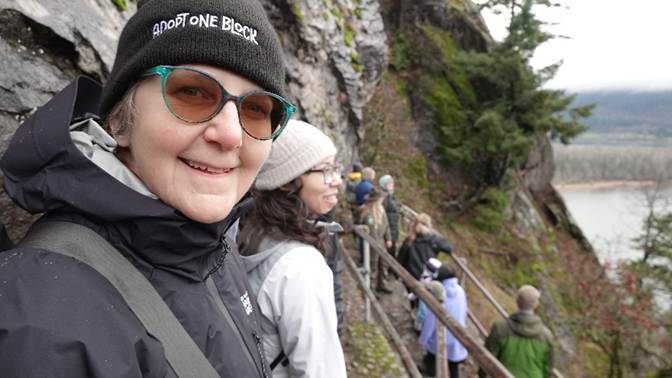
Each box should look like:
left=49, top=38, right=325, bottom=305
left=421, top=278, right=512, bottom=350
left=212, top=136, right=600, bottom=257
left=0, top=0, right=295, bottom=376
left=479, top=285, right=555, bottom=378
left=379, top=174, right=399, bottom=259
left=345, top=163, right=363, bottom=215
left=397, top=213, right=453, bottom=281
left=320, top=207, right=346, bottom=335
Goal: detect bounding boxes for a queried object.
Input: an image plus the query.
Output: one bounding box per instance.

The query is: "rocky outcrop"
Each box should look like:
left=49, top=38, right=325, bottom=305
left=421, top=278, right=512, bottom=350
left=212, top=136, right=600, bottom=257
left=263, top=0, right=389, bottom=166
left=523, top=133, right=556, bottom=195
left=0, top=0, right=133, bottom=239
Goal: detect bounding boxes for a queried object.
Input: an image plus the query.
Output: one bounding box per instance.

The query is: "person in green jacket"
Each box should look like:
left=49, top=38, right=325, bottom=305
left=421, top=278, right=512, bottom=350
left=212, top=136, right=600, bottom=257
left=480, top=285, right=555, bottom=378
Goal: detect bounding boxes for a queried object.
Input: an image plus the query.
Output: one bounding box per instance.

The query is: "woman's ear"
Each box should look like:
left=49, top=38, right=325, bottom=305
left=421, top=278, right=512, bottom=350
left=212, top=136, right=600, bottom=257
left=108, top=120, right=131, bottom=147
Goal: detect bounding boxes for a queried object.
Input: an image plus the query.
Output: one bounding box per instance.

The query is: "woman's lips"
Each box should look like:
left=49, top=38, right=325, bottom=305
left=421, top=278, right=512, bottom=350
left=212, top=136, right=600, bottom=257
left=181, top=158, right=233, bottom=174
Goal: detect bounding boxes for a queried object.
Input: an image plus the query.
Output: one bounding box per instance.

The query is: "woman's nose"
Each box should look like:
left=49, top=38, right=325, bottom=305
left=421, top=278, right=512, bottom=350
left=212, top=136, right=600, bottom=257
left=330, top=174, right=343, bottom=187
left=202, top=102, right=243, bottom=149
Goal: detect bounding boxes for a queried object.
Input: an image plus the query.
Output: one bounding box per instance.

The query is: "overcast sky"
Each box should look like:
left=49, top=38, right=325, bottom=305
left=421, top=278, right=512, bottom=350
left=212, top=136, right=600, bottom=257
left=480, top=0, right=672, bottom=92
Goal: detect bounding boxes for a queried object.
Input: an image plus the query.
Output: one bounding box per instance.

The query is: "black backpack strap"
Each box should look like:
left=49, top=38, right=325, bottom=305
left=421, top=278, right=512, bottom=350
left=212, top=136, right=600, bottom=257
left=0, top=223, right=13, bottom=251
left=270, top=350, right=289, bottom=370
left=20, top=221, right=220, bottom=378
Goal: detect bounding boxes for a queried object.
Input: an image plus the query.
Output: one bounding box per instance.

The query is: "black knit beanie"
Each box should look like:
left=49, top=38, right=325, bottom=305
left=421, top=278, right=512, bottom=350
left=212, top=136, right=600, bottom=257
left=99, top=0, right=286, bottom=118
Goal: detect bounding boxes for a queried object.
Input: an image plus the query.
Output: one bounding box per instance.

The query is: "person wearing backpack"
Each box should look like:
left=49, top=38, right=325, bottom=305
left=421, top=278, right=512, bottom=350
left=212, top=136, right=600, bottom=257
left=344, top=162, right=363, bottom=215
left=238, top=120, right=347, bottom=377
left=397, top=213, right=453, bottom=281
left=0, top=0, right=295, bottom=376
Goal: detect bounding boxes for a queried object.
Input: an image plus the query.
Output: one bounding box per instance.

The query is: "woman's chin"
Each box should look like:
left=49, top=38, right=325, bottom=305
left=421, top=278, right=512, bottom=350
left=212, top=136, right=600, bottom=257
left=179, top=203, right=234, bottom=224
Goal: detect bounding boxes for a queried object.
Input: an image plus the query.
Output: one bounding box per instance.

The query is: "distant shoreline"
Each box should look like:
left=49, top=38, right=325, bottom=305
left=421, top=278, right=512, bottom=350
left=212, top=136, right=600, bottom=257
left=553, top=180, right=662, bottom=191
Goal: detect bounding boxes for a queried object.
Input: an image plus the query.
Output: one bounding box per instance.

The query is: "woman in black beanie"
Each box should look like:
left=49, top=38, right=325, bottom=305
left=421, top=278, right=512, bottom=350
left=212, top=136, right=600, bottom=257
left=0, top=0, right=294, bottom=376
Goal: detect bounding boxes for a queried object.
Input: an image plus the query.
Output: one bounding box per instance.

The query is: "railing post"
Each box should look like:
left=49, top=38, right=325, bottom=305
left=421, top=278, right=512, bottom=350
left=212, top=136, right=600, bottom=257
left=458, top=257, right=467, bottom=287
left=425, top=281, right=448, bottom=378
left=363, top=237, right=371, bottom=323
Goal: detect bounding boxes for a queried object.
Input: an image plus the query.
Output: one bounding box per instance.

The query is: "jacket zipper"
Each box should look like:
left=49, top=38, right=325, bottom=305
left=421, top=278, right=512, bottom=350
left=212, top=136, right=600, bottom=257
left=205, top=237, right=268, bottom=378
left=253, top=332, right=270, bottom=378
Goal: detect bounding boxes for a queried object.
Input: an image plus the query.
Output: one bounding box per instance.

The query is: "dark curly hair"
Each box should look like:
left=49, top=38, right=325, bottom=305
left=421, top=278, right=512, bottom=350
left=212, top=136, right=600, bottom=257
left=241, top=178, right=324, bottom=251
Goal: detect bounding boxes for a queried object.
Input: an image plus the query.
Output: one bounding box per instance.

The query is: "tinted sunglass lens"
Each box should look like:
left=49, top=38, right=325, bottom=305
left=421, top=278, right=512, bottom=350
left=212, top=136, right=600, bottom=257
left=239, top=93, right=286, bottom=139
left=165, top=70, right=222, bottom=122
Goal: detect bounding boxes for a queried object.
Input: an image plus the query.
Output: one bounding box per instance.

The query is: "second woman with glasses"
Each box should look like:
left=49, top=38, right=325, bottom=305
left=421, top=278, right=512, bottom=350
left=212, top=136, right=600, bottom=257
left=0, top=0, right=293, bottom=376
left=239, top=119, right=347, bottom=377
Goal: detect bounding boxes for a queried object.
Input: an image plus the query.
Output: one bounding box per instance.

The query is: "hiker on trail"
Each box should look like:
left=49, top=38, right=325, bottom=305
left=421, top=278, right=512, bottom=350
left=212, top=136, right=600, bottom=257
left=412, top=257, right=442, bottom=329
left=480, top=285, right=555, bottom=378
left=359, top=187, right=394, bottom=294
left=397, top=213, right=453, bottom=281
left=345, top=162, right=363, bottom=215
left=238, top=119, right=347, bottom=377
left=379, top=174, right=400, bottom=260
left=0, top=0, right=294, bottom=376
left=419, top=265, right=468, bottom=378
left=354, top=166, right=376, bottom=207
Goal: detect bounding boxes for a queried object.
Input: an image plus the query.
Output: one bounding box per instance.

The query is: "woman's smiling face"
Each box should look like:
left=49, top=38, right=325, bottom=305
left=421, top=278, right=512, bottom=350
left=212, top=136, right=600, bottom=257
left=299, top=156, right=342, bottom=216
left=114, top=64, right=272, bottom=224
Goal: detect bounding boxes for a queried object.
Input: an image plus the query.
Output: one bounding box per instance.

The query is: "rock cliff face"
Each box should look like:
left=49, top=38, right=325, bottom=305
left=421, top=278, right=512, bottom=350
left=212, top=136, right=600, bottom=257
left=0, top=0, right=133, bottom=239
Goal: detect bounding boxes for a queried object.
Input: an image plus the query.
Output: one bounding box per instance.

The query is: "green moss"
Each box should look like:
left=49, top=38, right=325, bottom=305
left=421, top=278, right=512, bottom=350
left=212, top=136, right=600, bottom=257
left=290, top=3, right=304, bottom=22
left=351, top=52, right=363, bottom=72
left=383, top=71, right=407, bottom=96
left=111, top=0, right=128, bottom=11
left=473, top=188, right=509, bottom=232
left=353, top=7, right=362, bottom=19
left=390, top=34, right=412, bottom=71
left=418, top=25, right=476, bottom=105
left=330, top=7, right=343, bottom=19
left=402, top=156, right=431, bottom=193
left=344, top=25, right=355, bottom=47
left=347, top=321, right=402, bottom=376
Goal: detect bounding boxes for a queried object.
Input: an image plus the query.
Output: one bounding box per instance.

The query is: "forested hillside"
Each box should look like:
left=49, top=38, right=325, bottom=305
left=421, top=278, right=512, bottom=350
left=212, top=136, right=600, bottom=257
left=574, top=90, right=672, bottom=141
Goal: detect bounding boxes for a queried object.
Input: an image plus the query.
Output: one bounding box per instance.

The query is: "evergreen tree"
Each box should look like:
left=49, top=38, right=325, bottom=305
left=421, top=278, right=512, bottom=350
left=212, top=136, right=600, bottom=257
left=442, top=0, right=593, bottom=191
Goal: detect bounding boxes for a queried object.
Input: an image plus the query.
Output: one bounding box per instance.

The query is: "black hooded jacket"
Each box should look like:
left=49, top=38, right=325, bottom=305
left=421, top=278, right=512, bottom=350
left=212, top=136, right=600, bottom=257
left=0, top=77, right=269, bottom=377
left=397, top=233, right=453, bottom=280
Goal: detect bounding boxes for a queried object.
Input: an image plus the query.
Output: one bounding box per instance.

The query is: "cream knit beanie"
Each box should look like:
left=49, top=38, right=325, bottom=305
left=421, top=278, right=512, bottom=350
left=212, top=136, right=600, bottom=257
left=254, top=119, right=337, bottom=190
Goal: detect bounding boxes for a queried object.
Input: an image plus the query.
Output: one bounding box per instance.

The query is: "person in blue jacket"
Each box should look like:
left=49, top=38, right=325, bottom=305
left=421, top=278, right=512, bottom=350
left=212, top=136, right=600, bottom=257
left=419, top=265, right=469, bottom=378
left=354, top=166, right=376, bottom=206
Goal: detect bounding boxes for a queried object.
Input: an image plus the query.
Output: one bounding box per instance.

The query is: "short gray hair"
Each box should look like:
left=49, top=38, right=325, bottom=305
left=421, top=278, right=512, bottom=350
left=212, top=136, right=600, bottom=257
left=362, top=167, right=375, bottom=180
left=516, top=285, right=540, bottom=311
left=104, top=82, right=139, bottom=137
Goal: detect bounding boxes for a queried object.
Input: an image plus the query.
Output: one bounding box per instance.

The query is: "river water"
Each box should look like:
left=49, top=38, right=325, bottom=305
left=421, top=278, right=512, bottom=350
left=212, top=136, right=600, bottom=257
left=558, top=184, right=672, bottom=310
left=557, top=184, right=672, bottom=265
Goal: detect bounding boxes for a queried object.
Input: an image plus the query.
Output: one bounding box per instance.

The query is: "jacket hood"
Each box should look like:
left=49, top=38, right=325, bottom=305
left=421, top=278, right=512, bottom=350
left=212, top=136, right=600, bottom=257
left=442, top=277, right=461, bottom=298
left=508, top=311, right=547, bottom=338
left=347, top=172, right=362, bottom=181
left=1, top=77, right=240, bottom=280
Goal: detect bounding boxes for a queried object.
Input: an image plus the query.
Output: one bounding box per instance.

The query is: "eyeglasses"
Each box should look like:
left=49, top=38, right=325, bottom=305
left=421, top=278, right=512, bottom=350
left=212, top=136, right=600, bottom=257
left=143, top=65, right=296, bottom=140
left=306, top=164, right=343, bottom=185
